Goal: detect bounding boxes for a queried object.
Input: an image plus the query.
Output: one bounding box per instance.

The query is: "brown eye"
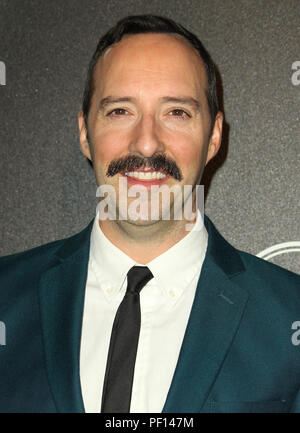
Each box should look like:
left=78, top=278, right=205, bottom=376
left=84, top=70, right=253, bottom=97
left=169, top=109, right=190, bottom=118
left=107, top=108, right=128, bottom=116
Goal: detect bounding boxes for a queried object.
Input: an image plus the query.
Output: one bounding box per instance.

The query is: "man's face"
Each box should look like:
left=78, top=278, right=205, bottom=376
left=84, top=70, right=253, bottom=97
left=78, top=33, right=222, bottom=224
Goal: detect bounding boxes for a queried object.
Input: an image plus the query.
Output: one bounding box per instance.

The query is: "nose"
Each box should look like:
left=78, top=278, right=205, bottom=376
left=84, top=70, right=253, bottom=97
left=128, top=113, right=165, bottom=157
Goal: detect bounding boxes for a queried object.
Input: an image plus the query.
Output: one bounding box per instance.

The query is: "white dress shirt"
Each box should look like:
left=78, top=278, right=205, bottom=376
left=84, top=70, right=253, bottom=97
left=79, top=211, right=208, bottom=413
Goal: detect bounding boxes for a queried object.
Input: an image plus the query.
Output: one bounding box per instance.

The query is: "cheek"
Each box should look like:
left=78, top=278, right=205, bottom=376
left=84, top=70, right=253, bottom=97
left=92, top=129, right=128, bottom=165
left=170, top=134, right=207, bottom=172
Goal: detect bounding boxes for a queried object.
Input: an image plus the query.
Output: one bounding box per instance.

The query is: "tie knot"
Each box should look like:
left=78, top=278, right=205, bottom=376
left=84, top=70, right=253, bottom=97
left=126, top=266, right=153, bottom=294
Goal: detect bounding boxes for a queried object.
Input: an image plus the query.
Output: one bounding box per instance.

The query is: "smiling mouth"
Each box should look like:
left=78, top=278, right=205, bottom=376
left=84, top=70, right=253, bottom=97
left=120, top=168, right=169, bottom=184
left=123, top=170, right=167, bottom=180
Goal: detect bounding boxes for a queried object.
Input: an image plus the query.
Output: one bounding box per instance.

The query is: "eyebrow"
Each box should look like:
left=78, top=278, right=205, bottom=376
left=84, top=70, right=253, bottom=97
left=161, top=96, right=202, bottom=113
left=98, top=97, right=134, bottom=112
left=98, top=96, right=202, bottom=113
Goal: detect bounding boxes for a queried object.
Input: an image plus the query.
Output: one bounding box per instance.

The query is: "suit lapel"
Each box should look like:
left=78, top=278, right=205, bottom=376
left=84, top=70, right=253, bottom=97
left=39, top=221, right=93, bottom=413
left=162, top=216, right=249, bottom=412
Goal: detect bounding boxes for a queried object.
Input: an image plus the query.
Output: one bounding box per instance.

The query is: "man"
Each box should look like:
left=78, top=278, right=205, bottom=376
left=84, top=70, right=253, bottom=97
left=0, top=14, right=300, bottom=413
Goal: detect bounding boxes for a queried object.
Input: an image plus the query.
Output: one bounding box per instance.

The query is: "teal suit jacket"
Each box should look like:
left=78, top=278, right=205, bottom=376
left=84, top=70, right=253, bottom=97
left=0, top=216, right=300, bottom=413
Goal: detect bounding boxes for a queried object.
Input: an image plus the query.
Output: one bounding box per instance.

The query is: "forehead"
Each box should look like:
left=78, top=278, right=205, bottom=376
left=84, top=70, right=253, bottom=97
left=93, top=33, right=208, bottom=98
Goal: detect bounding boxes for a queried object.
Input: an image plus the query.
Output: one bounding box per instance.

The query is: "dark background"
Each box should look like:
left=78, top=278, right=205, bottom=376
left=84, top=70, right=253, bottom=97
left=0, top=0, right=299, bottom=273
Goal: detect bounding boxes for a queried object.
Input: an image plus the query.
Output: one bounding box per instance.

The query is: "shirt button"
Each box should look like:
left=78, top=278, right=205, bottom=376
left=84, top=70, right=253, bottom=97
left=106, top=288, right=113, bottom=295
left=169, top=289, right=175, bottom=297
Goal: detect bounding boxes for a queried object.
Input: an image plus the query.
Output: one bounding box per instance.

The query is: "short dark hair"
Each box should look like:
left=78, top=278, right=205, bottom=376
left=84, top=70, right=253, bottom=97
left=82, top=14, right=219, bottom=129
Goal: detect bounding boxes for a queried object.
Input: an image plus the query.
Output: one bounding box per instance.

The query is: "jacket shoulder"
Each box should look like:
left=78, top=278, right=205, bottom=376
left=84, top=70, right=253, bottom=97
left=204, top=214, right=300, bottom=301
left=205, top=214, right=300, bottom=284
left=0, top=220, right=94, bottom=293
left=0, top=238, right=63, bottom=267
left=231, top=248, right=300, bottom=314
left=237, top=248, right=300, bottom=286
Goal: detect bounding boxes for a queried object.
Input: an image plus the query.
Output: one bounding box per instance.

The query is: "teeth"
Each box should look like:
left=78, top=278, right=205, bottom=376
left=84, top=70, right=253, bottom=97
left=125, top=171, right=167, bottom=180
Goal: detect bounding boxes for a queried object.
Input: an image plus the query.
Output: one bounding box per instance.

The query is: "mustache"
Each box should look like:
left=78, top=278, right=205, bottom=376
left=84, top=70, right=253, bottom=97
left=106, top=154, right=183, bottom=181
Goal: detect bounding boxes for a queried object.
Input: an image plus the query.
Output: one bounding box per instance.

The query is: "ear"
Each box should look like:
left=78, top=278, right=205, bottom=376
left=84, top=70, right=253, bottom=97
left=205, top=111, right=223, bottom=165
left=78, top=110, right=92, bottom=161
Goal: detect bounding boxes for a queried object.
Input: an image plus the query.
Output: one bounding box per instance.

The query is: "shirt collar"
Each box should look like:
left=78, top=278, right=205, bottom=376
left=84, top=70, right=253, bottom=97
left=147, top=210, right=208, bottom=299
left=90, top=219, right=137, bottom=296
left=90, top=211, right=208, bottom=299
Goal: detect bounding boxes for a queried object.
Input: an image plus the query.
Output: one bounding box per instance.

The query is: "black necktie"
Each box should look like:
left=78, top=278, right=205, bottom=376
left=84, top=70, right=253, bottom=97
left=101, top=265, right=154, bottom=413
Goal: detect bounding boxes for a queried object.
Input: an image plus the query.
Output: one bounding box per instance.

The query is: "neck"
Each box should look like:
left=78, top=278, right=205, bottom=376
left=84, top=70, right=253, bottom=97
left=99, top=216, right=196, bottom=264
